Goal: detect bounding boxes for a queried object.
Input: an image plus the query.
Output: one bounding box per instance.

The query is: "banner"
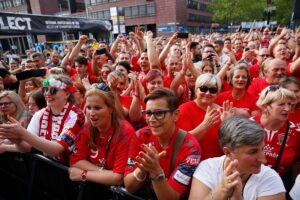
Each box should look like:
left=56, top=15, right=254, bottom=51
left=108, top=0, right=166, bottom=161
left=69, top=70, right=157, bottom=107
left=0, top=12, right=112, bottom=35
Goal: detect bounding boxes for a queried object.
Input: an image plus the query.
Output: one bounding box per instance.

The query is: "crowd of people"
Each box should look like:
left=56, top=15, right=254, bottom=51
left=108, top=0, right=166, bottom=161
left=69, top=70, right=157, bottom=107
left=0, top=25, right=300, bottom=199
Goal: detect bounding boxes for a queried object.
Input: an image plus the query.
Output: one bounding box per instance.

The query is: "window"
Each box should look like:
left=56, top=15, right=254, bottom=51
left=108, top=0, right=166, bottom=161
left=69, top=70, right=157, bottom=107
left=139, top=5, right=146, bottom=17
left=147, top=3, right=155, bottom=16
left=131, top=6, right=138, bottom=17
left=90, top=0, right=96, bottom=5
left=124, top=7, right=131, bottom=17
left=104, top=10, right=110, bottom=19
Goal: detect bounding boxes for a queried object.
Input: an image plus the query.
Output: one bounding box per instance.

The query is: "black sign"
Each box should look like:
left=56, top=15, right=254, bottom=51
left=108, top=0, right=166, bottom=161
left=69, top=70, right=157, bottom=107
left=0, top=12, right=112, bottom=35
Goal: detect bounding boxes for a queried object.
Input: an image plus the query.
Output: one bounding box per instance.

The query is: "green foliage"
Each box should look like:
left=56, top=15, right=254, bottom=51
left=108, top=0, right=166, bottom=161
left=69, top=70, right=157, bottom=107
left=208, top=0, right=293, bottom=25
left=273, top=0, right=293, bottom=25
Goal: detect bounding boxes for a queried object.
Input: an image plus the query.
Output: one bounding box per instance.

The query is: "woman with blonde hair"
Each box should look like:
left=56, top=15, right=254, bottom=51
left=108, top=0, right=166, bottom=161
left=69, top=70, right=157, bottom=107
left=177, top=73, right=232, bottom=160
left=0, top=90, right=29, bottom=126
left=252, top=85, right=300, bottom=184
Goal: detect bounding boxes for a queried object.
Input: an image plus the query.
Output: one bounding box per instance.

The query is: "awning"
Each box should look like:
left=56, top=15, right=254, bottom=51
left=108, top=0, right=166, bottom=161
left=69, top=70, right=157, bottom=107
left=0, top=12, right=112, bottom=35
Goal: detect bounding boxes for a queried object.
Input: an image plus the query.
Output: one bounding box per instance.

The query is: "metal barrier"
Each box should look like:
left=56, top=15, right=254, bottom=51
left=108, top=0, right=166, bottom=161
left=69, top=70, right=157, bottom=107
left=0, top=152, right=145, bottom=200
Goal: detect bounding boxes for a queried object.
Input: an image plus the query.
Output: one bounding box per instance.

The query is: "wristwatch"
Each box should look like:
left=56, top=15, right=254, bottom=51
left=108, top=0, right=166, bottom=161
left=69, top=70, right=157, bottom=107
left=81, top=170, right=88, bottom=182
left=150, top=171, right=165, bottom=182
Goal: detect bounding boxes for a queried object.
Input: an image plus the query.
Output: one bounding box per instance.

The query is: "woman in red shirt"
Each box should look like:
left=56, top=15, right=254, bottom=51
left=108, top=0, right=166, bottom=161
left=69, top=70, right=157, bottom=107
left=177, top=73, right=231, bottom=160
left=252, top=85, right=300, bottom=178
left=69, top=88, right=135, bottom=185
left=215, top=63, right=259, bottom=117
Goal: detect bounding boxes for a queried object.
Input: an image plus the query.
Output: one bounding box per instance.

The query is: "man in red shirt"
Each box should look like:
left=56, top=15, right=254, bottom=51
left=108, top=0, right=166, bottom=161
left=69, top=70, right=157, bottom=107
left=248, top=48, right=270, bottom=80
left=124, top=88, right=201, bottom=200
left=234, top=38, right=244, bottom=61
left=248, top=58, right=286, bottom=99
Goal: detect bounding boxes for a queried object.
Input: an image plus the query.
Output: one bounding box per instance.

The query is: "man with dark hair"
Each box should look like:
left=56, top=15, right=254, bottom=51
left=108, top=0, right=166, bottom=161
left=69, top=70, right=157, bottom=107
left=124, top=88, right=201, bottom=200
left=73, top=56, right=98, bottom=84
left=32, top=53, right=46, bottom=68
left=190, top=42, right=202, bottom=63
left=0, top=68, right=18, bottom=91
left=214, top=40, right=230, bottom=67
left=47, top=52, right=61, bottom=68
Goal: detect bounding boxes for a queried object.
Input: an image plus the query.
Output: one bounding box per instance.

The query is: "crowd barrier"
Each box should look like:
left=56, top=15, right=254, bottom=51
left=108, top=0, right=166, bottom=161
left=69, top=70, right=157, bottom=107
left=0, top=152, right=144, bottom=200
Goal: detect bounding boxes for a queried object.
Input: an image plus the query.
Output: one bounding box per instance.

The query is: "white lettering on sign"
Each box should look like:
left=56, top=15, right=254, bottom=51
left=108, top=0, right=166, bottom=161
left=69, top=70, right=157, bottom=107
left=0, top=16, right=31, bottom=30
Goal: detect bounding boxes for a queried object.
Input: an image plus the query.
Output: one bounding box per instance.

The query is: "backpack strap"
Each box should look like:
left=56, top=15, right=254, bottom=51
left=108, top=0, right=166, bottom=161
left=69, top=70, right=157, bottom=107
left=169, top=129, right=187, bottom=176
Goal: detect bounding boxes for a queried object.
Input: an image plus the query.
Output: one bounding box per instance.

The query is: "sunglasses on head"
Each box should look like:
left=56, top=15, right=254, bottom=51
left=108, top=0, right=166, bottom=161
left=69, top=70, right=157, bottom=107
left=265, top=85, right=280, bottom=96
left=198, top=85, right=218, bottom=94
left=42, top=87, right=58, bottom=95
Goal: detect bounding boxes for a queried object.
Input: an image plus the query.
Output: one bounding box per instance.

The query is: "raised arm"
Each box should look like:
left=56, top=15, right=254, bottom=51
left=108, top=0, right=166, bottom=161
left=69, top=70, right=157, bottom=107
left=145, top=31, right=161, bottom=70
left=159, top=32, right=178, bottom=64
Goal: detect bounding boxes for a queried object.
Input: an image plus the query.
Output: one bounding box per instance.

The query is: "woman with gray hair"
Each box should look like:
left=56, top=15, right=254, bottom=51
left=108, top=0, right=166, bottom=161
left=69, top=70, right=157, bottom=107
left=252, top=85, right=300, bottom=188
left=189, top=116, right=286, bottom=200
left=177, top=73, right=232, bottom=160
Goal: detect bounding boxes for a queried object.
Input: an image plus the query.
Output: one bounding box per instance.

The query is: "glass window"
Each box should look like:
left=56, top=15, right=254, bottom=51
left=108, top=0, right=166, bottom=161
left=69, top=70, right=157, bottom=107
left=104, top=10, right=110, bottom=19
left=131, top=6, right=138, bottom=17
left=124, top=7, right=131, bottom=17
left=90, top=0, right=96, bottom=5
left=98, top=11, right=104, bottom=18
left=147, top=3, right=155, bottom=16
left=139, top=5, right=146, bottom=17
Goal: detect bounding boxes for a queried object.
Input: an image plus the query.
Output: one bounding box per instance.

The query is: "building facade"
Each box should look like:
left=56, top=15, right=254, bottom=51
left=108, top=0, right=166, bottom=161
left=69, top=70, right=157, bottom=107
left=0, top=0, right=211, bottom=53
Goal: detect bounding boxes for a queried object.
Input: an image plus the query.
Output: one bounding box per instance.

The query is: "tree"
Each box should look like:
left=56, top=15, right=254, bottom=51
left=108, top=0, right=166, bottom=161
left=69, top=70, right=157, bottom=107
left=272, top=0, right=293, bottom=25
left=208, top=0, right=292, bottom=26
left=208, top=0, right=265, bottom=25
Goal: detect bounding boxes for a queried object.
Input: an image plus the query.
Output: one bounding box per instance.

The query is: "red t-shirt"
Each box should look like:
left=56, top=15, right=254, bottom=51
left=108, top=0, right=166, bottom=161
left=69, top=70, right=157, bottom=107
left=70, top=120, right=134, bottom=174
left=125, top=126, right=201, bottom=196
left=221, top=79, right=233, bottom=93
left=252, top=115, right=300, bottom=176
left=247, top=78, right=270, bottom=100
left=248, top=63, right=260, bottom=80
left=235, top=49, right=243, bottom=61
left=164, top=75, right=173, bottom=88
left=177, top=101, right=223, bottom=160
left=215, top=91, right=258, bottom=114
left=119, top=95, right=133, bottom=110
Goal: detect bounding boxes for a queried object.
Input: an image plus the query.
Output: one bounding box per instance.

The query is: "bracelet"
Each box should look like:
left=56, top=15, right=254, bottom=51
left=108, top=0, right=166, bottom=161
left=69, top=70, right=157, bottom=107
left=133, top=170, right=146, bottom=182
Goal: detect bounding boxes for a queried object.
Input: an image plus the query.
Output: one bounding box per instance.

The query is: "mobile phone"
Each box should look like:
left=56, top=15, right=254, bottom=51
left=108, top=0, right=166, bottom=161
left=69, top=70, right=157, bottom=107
left=16, top=69, right=46, bottom=80
left=96, top=48, right=107, bottom=55
left=177, top=32, right=189, bottom=39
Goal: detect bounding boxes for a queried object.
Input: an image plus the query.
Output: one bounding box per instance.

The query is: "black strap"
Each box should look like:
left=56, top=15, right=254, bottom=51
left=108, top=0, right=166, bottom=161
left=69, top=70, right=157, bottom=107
left=169, top=129, right=187, bottom=176
left=274, top=121, right=290, bottom=172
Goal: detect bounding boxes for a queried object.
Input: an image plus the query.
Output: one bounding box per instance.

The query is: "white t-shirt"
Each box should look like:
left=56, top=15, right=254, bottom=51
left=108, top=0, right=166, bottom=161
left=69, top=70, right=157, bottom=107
left=193, top=156, right=285, bottom=200
left=290, top=174, right=300, bottom=200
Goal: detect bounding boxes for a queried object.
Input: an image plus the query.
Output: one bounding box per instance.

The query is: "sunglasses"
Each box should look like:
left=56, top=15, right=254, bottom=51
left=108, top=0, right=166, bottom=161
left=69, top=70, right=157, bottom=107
left=265, top=85, right=280, bottom=96
left=198, top=85, right=218, bottom=94
left=42, top=87, right=58, bottom=95
left=91, top=83, right=111, bottom=92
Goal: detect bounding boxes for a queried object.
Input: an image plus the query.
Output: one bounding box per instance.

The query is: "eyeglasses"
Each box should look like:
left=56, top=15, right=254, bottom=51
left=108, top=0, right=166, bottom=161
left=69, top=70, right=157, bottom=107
left=91, top=83, right=111, bottom=92
left=265, top=85, right=280, bottom=96
left=0, top=102, right=13, bottom=107
left=42, top=87, right=58, bottom=95
left=259, top=54, right=270, bottom=58
left=143, top=109, right=175, bottom=120
left=198, top=85, right=218, bottom=94
left=185, top=73, right=192, bottom=77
